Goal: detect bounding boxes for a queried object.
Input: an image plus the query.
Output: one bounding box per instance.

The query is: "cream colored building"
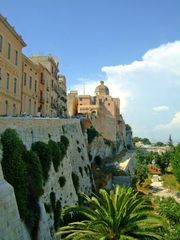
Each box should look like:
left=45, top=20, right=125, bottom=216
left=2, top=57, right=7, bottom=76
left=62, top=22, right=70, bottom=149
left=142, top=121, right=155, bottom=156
left=30, top=56, right=60, bottom=117
left=67, top=81, right=126, bottom=141
left=0, top=15, right=26, bottom=116
left=57, top=75, right=67, bottom=116
left=21, top=54, right=38, bottom=116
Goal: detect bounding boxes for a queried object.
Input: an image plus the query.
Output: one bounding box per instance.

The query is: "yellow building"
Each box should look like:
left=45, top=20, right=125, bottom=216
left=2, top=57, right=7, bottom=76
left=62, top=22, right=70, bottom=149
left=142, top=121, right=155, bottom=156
left=67, top=81, right=125, bottom=141
left=21, top=54, right=38, bottom=116
left=30, top=56, right=60, bottom=117
left=0, top=15, right=26, bottom=116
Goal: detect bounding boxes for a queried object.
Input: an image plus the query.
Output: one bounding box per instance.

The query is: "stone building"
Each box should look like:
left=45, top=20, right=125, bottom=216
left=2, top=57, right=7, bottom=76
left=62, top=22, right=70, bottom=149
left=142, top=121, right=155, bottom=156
left=67, top=81, right=128, bottom=142
left=0, top=15, right=67, bottom=117
left=21, top=54, right=38, bottom=116
left=0, top=15, right=26, bottom=116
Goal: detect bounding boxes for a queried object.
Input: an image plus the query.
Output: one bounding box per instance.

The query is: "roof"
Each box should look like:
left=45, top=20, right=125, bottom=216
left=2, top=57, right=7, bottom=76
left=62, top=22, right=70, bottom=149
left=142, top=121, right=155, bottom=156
left=0, top=15, right=26, bottom=47
left=95, top=81, right=109, bottom=95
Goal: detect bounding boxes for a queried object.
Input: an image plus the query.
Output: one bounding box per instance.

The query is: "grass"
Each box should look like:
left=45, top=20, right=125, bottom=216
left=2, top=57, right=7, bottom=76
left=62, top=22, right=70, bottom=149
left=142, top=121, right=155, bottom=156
left=162, top=173, right=180, bottom=192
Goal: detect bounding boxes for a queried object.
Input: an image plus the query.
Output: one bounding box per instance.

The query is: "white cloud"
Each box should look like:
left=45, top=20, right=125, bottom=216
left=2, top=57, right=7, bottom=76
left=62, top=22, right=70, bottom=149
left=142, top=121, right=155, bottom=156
left=153, top=106, right=169, bottom=112
left=155, top=112, right=180, bottom=130
left=73, top=41, right=180, bottom=140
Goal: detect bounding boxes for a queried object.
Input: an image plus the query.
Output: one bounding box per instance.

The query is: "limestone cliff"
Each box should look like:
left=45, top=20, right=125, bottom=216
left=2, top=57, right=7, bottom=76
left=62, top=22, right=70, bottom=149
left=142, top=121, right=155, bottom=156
left=0, top=118, right=93, bottom=240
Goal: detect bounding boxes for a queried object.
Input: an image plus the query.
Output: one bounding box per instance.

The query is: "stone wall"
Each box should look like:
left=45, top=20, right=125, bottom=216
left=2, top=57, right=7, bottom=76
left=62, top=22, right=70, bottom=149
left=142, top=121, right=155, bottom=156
left=0, top=117, right=92, bottom=240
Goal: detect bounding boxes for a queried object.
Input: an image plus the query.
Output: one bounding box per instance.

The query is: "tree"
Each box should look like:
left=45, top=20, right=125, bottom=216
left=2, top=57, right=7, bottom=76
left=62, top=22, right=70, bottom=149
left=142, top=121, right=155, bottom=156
left=134, top=161, right=148, bottom=185
left=57, top=186, right=167, bottom=239
left=168, top=134, right=173, bottom=147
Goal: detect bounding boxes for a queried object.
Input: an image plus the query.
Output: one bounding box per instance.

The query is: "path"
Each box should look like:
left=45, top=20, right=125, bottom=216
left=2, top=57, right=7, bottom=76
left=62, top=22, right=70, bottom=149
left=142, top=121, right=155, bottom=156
left=150, top=174, right=180, bottom=203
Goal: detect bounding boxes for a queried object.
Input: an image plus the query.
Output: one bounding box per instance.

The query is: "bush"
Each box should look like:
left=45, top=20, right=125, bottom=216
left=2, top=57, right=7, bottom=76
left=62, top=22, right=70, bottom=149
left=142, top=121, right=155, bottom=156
left=44, top=203, right=52, bottom=213
left=50, top=192, right=56, bottom=211
left=87, top=127, right=99, bottom=143
left=1, top=129, right=28, bottom=221
left=48, top=139, right=61, bottom=172
left=0, top=129, right=43, bottom=238
left=79, top=167, right=83, bottom=177
left=31, top=141, right=51, bottom=181
left=54, top=200, right=62, bottom=231
left=94, top=155, right=102, bottom=166
left=61, top=135, right=69, bottom=149
left=72, top=172, right=79, bottom=194
left=59, top=176, right=66, bottom=187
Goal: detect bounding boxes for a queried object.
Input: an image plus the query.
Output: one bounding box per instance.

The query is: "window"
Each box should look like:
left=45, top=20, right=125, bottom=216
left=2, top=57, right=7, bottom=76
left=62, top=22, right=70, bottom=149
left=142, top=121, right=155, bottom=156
left=5, top=100, right=8, bottom=115
left=13, top=104, right=16, bottom=116
left=14, top=78, right=17, bottom=95
left=0, top=35, right=3, bottom=52
left=15, top=50, right=18, bottom=65
left=24, top=72, right=27, bottom=86
left=52, top=80, right=54, bottom=87
left=0, top=67, right=2, bottom=81
left=6, top=73, right=10, bottom=91
left=8, top=43, right=11, bottom=60
left=28, top=98, right=31, bottom=114
left=29, top=76, right=32, bottom=89
left=35, top=80, right=37, bottom=93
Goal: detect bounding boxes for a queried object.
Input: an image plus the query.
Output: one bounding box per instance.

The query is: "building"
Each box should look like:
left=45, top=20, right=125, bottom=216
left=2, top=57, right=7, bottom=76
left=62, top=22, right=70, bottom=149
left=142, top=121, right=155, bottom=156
left=21, top=54, right=38, bottom=116
left=0, top=15, right=67, bottom=117
left=67, top=81, right=129, bottom=142
left=0, top=15, right=26, bottom=116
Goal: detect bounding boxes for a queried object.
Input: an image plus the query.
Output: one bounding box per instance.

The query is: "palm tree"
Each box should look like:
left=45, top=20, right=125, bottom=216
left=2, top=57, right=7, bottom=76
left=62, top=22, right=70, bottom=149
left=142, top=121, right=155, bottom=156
left=56, top=186, right=167, bottom=239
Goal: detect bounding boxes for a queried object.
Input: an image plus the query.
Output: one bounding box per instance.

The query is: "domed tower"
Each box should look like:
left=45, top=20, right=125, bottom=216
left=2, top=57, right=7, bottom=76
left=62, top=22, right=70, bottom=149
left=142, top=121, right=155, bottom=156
left=95, top=81, right=109, bottom=96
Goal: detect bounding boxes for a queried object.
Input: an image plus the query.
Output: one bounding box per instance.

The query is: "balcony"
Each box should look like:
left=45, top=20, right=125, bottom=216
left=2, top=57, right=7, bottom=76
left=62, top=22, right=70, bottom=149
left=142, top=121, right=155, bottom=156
left=40, top=97, right=45, bottom=104
left=46, top=86, right=49, bottom=91
left=40, top=79, right=45, bottom=85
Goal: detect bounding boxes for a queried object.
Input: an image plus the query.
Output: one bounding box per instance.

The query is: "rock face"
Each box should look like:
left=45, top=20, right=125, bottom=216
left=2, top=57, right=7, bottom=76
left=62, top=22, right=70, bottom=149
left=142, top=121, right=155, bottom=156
left=0, top=118, right=93, bottom=240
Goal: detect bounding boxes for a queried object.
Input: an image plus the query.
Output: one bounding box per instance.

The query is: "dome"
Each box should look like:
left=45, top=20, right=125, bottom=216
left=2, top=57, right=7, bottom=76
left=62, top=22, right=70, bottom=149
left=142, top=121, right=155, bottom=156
left=95, top=81, right=109, bottom=96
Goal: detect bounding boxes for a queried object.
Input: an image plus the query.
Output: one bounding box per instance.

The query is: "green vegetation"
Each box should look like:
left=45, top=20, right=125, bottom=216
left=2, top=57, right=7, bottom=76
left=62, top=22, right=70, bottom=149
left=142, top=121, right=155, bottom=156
left=50, top=192, right=56, bottom=211
left=170, top=145, right=180, bottom=183
left=48, top=139, right=62, bottom=172
left=1, top=129, right=43, bottom=239
left=162, top=174, right=180, bottom=191
left=157, top=197, right=180, bottom=240
left=133, top=136, right=151, bottom=145
left=155, top=141, right=165, bottom=146
left=44, top=203, right=52, bottom=213
left=87, top=126, right=99, bottom=143
left=59, top=176, right=66, bottom=187
left=54, top=200, right=62, bottom=231
left=79, top=166, right=83, bottom=177
left=71, top=172, right=79, bottom=194
left=94, top=155, right=102, bottom=166
left=57, top=186, right=166, bottom=239
left=31, top=141, right=51, bottom=181
left=125, top=123, right=132, bottom=131
left=134, top=161, right=148, bottom=185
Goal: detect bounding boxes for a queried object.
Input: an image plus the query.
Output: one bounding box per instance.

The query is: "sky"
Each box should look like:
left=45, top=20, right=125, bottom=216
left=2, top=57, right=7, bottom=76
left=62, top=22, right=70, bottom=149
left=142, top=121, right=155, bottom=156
left=1, top=0, right=180, bottom=143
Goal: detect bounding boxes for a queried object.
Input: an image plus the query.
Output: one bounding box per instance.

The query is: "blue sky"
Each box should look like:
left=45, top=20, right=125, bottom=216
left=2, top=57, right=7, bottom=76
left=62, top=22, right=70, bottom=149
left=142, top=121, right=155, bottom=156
left=1, top=0, right=180, bottom=142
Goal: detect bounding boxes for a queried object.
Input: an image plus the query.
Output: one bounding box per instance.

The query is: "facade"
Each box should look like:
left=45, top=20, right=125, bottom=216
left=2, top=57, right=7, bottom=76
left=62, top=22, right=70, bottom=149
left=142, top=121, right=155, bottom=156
left=0, top=15, right=67, bottom=117
left=67, top=81, right=127, bottom=142
left=0, top=15, right=26, bottom=116
left=21, top=54, right=38, bottom=116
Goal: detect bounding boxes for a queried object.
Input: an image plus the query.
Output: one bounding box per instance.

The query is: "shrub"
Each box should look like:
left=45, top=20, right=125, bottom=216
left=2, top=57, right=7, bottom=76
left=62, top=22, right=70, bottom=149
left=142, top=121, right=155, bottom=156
left=31, top=141, right=51, bottom=181
left=44, top=203, right=52, bottom=213
left=25, top=150, right=44, bottom=197
left=61, top=135, right=69, bottom=149
left=79, top=167, right=83, bottom=177
left=48, top=139, right=61, bottom=172
left=87, top=127, right=99, bottom=143
left=54, top=200, right=62, bottom=231
left=1, top=129, right=28, bottom=221
left=94, top=155, right=102, bottom=166
left=72, top=172, right=79, bottom=194
left=50, top=192, right=56, bottom=211
left=59, top=176, right=66, bottom=187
